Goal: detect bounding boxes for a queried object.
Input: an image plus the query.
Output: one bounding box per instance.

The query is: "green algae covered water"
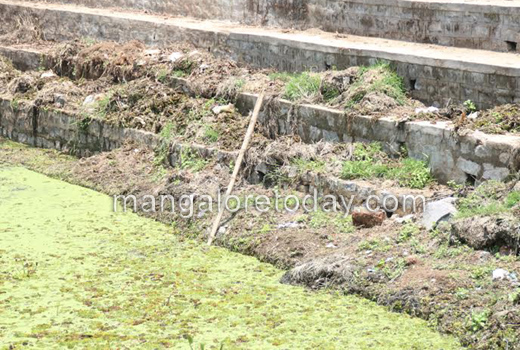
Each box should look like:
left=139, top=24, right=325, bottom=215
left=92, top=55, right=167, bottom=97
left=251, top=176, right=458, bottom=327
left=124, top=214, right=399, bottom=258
left=0, top=167, right=461, bottom=349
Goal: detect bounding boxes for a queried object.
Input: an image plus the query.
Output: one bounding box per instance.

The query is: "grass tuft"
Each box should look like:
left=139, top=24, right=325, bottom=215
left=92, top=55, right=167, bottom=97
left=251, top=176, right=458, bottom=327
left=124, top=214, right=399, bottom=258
left=283, top=72, right=322, bottom=101
left=340, top=142, right=432, bottom=188
left=346, top=62, right=406, bottom=107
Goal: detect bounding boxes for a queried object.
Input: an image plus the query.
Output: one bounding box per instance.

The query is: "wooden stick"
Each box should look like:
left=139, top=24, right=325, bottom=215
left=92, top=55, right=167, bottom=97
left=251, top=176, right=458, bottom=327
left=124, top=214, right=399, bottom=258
left=207, top=92, right=265, bottom=246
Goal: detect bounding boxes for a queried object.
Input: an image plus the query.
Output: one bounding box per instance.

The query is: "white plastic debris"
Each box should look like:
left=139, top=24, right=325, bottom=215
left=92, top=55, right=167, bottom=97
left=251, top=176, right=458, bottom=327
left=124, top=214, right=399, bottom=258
left=394, top=214, right=414, bottom=224
left=415, top=106, right=439, bottom=114
left=492, top=268, right=509, bottom=281
left=83, top=95, right=96, bottom=106
left=40, top=71, right=57, bottom=79
left=212, top=104, right=235, bottom=115
left=277, top=222, right=299, bottom=229
left=83, top=94, right=103, bottom=106
left=468, top=112, right=479, bottom=120
left=326, top=243, right=337, bottom=249
left=168, top=52, right=184, bottom=62
left=144, top=49, right=161, bottom=56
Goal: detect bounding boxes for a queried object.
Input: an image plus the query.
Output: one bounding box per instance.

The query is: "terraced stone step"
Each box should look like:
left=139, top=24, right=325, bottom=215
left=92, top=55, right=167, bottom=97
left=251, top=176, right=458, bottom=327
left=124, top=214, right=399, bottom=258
left=1, top=1, right=520, bottom=108
left=28, top=0, right=520, bottom=52
left=1, top=43, right=519, bottom=185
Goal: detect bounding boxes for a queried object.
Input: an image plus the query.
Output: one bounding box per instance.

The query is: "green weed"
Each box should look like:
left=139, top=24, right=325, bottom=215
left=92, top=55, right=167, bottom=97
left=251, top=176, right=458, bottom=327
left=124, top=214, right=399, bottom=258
left=456, top=181, right=514, bottom=218
left=358, top=238, right=392, bottom=252
left=172, top=70, right=186, bottom=78
left=10, top=99, right=19, bottom=111
left=469, top=310, right=489, bottom=332
left=455, top=288, right=469, bottom=300
left=471, top=265, right=493, bottom=280
left=434, top=245, right=467, bottom=259
left=283, top=72, right=322, bottom=101
left=92, top=90, right=116, bottom=119
left=156, top=68, right=170, bottom=83
left=204, top=125, right=219, bottom=143
left=505, top=191, right=520, bottom=208
left=268, top=72, right=296, bottom=82
left=309, top=210, right=355, bottom=234
left=347, top=62, right=406, bottom=108
left=377, top=258, right=407, bottom=281
left=154, top=122, right=175, bottom=165
left=464, top=100, right=477, bottom=113
left=321, top=84, right=341, bottom=102
left=180, top=148, right=208, bottom=172
left=397, top=223, right=419, bottom=243
left=341, top=143, right=432, bottom=188
left=292, top=158, right=326, bottom=173
left=387, top=158, right=432, bottom=189
left=264, top=167, right=291, bottom=187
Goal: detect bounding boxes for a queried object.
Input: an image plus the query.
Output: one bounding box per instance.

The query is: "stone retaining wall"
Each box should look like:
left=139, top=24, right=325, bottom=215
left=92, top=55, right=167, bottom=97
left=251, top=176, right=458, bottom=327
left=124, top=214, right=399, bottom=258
left=0, top=98, right=158, bottom=156
left=236, top=93, right=520, bottom=184
left=34, top=0, right=520, bottom=52
left=2, top=87, right=519, bottom=186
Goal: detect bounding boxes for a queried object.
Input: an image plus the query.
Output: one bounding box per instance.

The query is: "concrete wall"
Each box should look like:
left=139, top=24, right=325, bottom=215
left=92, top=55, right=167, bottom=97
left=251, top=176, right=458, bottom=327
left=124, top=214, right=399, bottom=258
left=37, top=0, right=520, bottom=52
left=1, top=3, right=519, bottom=109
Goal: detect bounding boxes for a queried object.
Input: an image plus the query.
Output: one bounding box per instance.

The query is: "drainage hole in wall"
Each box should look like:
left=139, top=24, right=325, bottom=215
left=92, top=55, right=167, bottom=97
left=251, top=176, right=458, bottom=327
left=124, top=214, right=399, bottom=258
left=409, top=79, right=417, bottom=91
left=466, top=173, right=476, bottom=186
left=506, top=41, right=517, bottom=52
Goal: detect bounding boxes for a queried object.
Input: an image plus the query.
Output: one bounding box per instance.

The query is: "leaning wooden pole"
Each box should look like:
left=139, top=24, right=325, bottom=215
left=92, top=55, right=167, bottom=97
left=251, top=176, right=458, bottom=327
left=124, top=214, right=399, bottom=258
left=207, top=92, right=265, bottom=246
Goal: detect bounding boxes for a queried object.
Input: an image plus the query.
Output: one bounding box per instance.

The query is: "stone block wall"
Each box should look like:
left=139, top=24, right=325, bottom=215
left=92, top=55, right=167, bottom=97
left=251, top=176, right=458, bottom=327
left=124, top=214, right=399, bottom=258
left=309, top=0, right=520, bottom=52
left=0, top=100, right=35, bottom=145
left=236, top=93, right=520, bottom=184
left=0, top=98, right=158, bottom=156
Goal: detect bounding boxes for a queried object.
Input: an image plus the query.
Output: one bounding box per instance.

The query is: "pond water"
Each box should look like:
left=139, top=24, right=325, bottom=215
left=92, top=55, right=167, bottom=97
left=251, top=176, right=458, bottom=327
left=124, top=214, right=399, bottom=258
left=0, top=167, right=461, bottom=349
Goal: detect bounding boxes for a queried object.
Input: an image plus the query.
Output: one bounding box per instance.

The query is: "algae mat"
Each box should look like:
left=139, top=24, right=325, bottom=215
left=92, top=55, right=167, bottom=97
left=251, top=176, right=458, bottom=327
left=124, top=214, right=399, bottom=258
left=0, top=167, right=460, bottom=349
